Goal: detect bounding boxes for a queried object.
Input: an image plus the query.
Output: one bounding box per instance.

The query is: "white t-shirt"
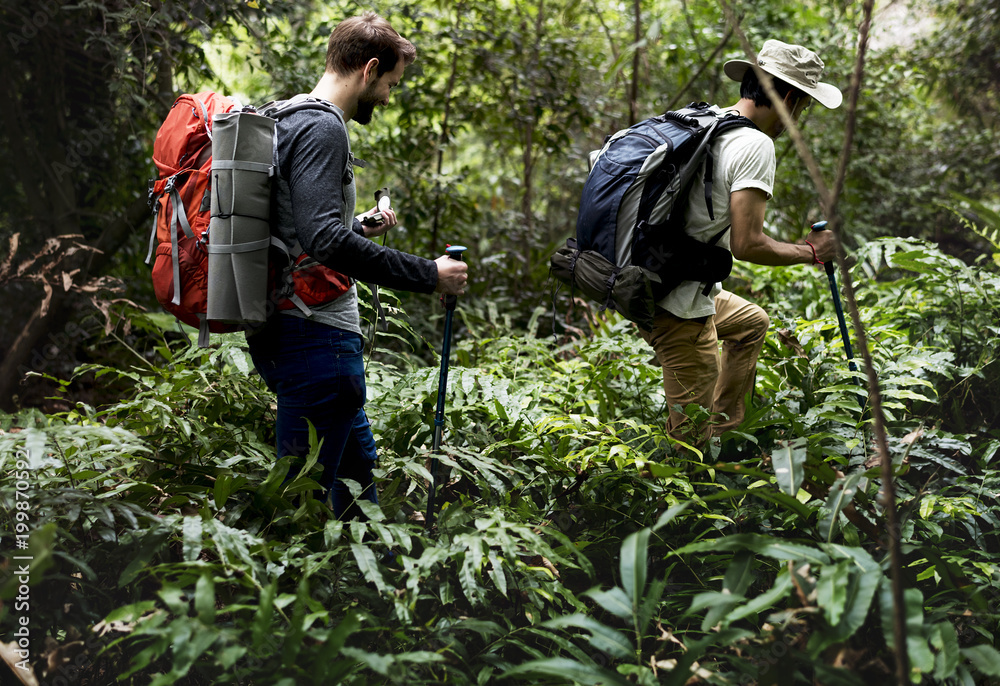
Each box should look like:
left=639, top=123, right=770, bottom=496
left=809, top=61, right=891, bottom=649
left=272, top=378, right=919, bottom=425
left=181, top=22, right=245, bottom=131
left=658, top=110, right=775, bottom=318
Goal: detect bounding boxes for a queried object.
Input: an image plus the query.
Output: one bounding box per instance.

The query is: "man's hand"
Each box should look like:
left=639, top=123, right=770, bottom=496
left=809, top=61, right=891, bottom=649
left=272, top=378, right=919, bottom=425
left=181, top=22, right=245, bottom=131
left=357, top=206, right=397, bottom=238
left=804, top=228, right=837, bottom=263
left=434, top=255, right=468, bottom=295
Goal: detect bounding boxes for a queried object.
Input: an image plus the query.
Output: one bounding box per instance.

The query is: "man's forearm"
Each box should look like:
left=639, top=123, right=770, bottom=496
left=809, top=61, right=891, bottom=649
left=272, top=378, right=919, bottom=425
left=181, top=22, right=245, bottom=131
left=733, top=234, right=814, bottom=266
left=729, top=187, right=814, bottom=266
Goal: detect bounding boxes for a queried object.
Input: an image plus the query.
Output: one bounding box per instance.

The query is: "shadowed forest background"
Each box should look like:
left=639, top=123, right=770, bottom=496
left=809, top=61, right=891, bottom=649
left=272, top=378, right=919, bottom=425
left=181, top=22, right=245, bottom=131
left=1, top=0, right=999, bottom=684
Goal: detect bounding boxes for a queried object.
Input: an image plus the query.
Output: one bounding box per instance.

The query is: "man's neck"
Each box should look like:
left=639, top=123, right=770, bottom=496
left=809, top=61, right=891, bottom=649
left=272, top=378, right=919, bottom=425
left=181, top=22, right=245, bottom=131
left=731, top=97, right=787, bottom=139
left=310, top=72, right=358, bottom=122
left=727, top=99, right=764, bottom=129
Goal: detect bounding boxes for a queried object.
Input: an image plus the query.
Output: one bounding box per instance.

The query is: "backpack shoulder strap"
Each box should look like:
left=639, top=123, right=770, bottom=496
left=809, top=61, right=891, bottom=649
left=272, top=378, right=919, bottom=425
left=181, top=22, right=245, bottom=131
left=262, top=96, right=367, bottom=169
left=263, top=95, right=342, bottom=120
left=702, top=112, right=760, bottom=220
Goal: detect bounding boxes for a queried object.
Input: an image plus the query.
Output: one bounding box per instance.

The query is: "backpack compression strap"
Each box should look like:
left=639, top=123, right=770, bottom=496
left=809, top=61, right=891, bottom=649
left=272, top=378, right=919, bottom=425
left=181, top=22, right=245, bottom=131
left=146, top=176, right=199, bottom=307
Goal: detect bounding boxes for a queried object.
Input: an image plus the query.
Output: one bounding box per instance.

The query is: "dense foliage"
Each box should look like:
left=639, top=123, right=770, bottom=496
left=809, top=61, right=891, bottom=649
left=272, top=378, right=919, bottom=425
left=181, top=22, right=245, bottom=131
left=2, top=238, right=999, bottom=684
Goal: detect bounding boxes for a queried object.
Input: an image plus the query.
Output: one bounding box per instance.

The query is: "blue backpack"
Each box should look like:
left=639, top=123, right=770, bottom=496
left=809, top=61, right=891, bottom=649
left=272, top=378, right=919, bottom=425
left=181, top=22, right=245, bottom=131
left=551, top=102, right=757, bottom=328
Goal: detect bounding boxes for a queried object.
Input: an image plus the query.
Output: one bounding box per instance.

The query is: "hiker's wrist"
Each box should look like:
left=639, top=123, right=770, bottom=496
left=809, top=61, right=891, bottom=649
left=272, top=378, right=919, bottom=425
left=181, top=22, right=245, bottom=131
left=804, top=240, right=822, bottom=265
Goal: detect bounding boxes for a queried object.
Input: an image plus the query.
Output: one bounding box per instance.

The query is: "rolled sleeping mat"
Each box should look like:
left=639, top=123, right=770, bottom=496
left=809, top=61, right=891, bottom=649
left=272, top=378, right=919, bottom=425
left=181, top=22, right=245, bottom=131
left=207, top=111, right=275, bottom=324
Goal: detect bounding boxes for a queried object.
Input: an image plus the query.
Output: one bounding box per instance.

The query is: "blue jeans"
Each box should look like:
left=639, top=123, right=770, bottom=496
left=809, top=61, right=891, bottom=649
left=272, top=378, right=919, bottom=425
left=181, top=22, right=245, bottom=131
left=248, top=316, right=378, bottom=519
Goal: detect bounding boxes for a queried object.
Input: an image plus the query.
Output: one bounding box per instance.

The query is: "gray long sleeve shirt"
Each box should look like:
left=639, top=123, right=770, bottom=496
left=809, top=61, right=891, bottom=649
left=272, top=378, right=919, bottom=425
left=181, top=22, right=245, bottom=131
left=271, top=102, right=437, bottom=334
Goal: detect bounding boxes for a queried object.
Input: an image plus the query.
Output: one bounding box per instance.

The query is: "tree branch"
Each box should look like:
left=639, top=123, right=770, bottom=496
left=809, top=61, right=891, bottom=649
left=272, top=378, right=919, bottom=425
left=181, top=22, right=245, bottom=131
left=717, top=2, right=909, bottom=682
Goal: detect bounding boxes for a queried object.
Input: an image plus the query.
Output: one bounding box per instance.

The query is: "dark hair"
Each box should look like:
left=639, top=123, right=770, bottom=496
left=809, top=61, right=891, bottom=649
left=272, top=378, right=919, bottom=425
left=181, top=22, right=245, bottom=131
left=325, top=11, right=416, bottom=77
left=740, top=68, right=807, bottom=109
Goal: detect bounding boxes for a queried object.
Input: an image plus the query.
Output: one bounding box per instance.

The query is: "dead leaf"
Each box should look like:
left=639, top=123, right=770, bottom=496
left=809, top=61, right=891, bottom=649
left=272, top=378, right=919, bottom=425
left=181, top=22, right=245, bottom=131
left=91, top=620, right=137, bottom=638
left=0, top=641, right=40, bottom=686
left=776, top=328, right=808, bottom=358
left=43, top=638, right=84, bottom=678
left=39, top=283, right=53, bottom=317
left=656, top=621, right=686, bottom=650
left=0, top=233, right=19, bottom=279
left=61, top=270, right=79, bottom=292
left=902, top=427, right=924, bottom=445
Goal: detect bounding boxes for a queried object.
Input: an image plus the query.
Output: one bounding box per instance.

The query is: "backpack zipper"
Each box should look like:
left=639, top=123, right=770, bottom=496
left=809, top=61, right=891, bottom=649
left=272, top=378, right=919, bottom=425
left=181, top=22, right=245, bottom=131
left=628, top=131, right=663, bottom=147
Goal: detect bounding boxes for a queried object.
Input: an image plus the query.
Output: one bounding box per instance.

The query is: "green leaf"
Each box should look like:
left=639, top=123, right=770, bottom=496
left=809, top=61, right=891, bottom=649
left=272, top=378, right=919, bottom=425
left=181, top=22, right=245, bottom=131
left=675, top=534, right=831, bottom=566
left=214, top=472, right=233, bottom=508
left=693, top=591, right=742, bottom=632
left=253, top=581, right=277, bottom=650
left=501, top=658, right=630, bottom=685
left=746, top=487, right=815, bottom=518
left=772, top=439, right=807, bottom=496
left=487, top=549, right=508, bottom=598
left=324, top=520, right=343, bottom=548
left=215, top=644, right=247, bottom=670
left=961, top=645, right=1000, bottom=677
left=260, top=457, right=291, bottom=497
left=459, top=536, right=485, bottom=605
left=637, top=574, right=669, bottom=639
left=584, top=586, right=633, bottom=621
left=350, top=543, right=388, bottom=595
left=820, top=471, right=862, bottom=542
left=118, top=529, right=169, bottom=588
left=620, top=528, right=650, bottom=612
left=543, top=614, right=633, bottom=659
left=194, top=573, right=215, bottom=625
left=227, top=347, right=251, bottom=375
left=722, top=551, right=754, bottom=596
left=325, top=612, right=361, bottom=655
left=723, top=572, right=794, bottom=627
left=930, top=621, right=961, bottom=681
left=816, top=560, right=850, bottom=627
left=182, top=515, right=203, bottom=562
left=887, top=251, right=938, bottom=274
left=809, top=545, right=881, bottom=654
left=653, top=502, right=691, bottom=530
left=880, top=586, right=935, bottom=677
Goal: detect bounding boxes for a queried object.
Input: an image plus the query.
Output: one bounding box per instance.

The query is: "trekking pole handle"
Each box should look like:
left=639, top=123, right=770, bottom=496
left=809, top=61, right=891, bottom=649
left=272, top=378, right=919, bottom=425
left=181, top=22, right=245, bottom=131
left=443, top=245, right=467, bottom=310
left=811, top=220, right=835, bottom=278
left=810, top=221, right=836, bottom=277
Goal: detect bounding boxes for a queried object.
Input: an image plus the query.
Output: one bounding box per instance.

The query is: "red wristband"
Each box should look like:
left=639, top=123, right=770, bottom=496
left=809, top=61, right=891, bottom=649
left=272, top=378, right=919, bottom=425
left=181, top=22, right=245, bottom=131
left=805, top=240, right=823, bottom=265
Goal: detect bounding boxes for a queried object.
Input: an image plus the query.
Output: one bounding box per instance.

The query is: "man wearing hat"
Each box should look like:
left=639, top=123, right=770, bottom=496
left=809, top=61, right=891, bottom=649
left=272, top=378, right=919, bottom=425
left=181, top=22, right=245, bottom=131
left=640, top=40, right=843, bottom=444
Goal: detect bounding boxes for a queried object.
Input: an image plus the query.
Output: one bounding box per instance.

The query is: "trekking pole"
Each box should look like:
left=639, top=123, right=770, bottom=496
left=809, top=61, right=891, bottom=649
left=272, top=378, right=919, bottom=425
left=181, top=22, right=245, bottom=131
left=425, top=245, right=467, bottom=527
left=811, top=221, right=860, bottom=380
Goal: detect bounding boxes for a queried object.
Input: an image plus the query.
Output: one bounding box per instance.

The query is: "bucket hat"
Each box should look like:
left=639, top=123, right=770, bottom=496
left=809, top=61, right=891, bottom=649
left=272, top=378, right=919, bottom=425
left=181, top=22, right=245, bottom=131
left=724, top=39, right=842, bottom=109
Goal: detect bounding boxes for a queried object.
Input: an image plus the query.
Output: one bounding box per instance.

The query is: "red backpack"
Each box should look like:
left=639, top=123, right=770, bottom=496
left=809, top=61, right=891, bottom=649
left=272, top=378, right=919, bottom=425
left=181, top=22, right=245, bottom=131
left=146, top=91, right=351, bottom=345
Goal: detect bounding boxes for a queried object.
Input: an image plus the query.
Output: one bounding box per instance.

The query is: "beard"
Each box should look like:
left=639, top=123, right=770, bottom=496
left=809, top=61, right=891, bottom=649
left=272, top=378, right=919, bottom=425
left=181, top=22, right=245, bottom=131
left=354, top=84, right=381, bottom=125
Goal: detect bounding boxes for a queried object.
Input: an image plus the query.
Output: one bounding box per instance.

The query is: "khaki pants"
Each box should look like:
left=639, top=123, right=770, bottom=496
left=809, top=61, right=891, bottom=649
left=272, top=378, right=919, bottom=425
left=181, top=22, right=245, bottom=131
left=640, top=291, right=769, bottom=441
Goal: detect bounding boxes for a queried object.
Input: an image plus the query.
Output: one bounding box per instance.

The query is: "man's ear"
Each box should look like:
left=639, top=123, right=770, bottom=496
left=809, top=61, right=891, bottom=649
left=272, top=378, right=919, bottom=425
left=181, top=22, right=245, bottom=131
left=362, top=58, right=380, bottom=83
